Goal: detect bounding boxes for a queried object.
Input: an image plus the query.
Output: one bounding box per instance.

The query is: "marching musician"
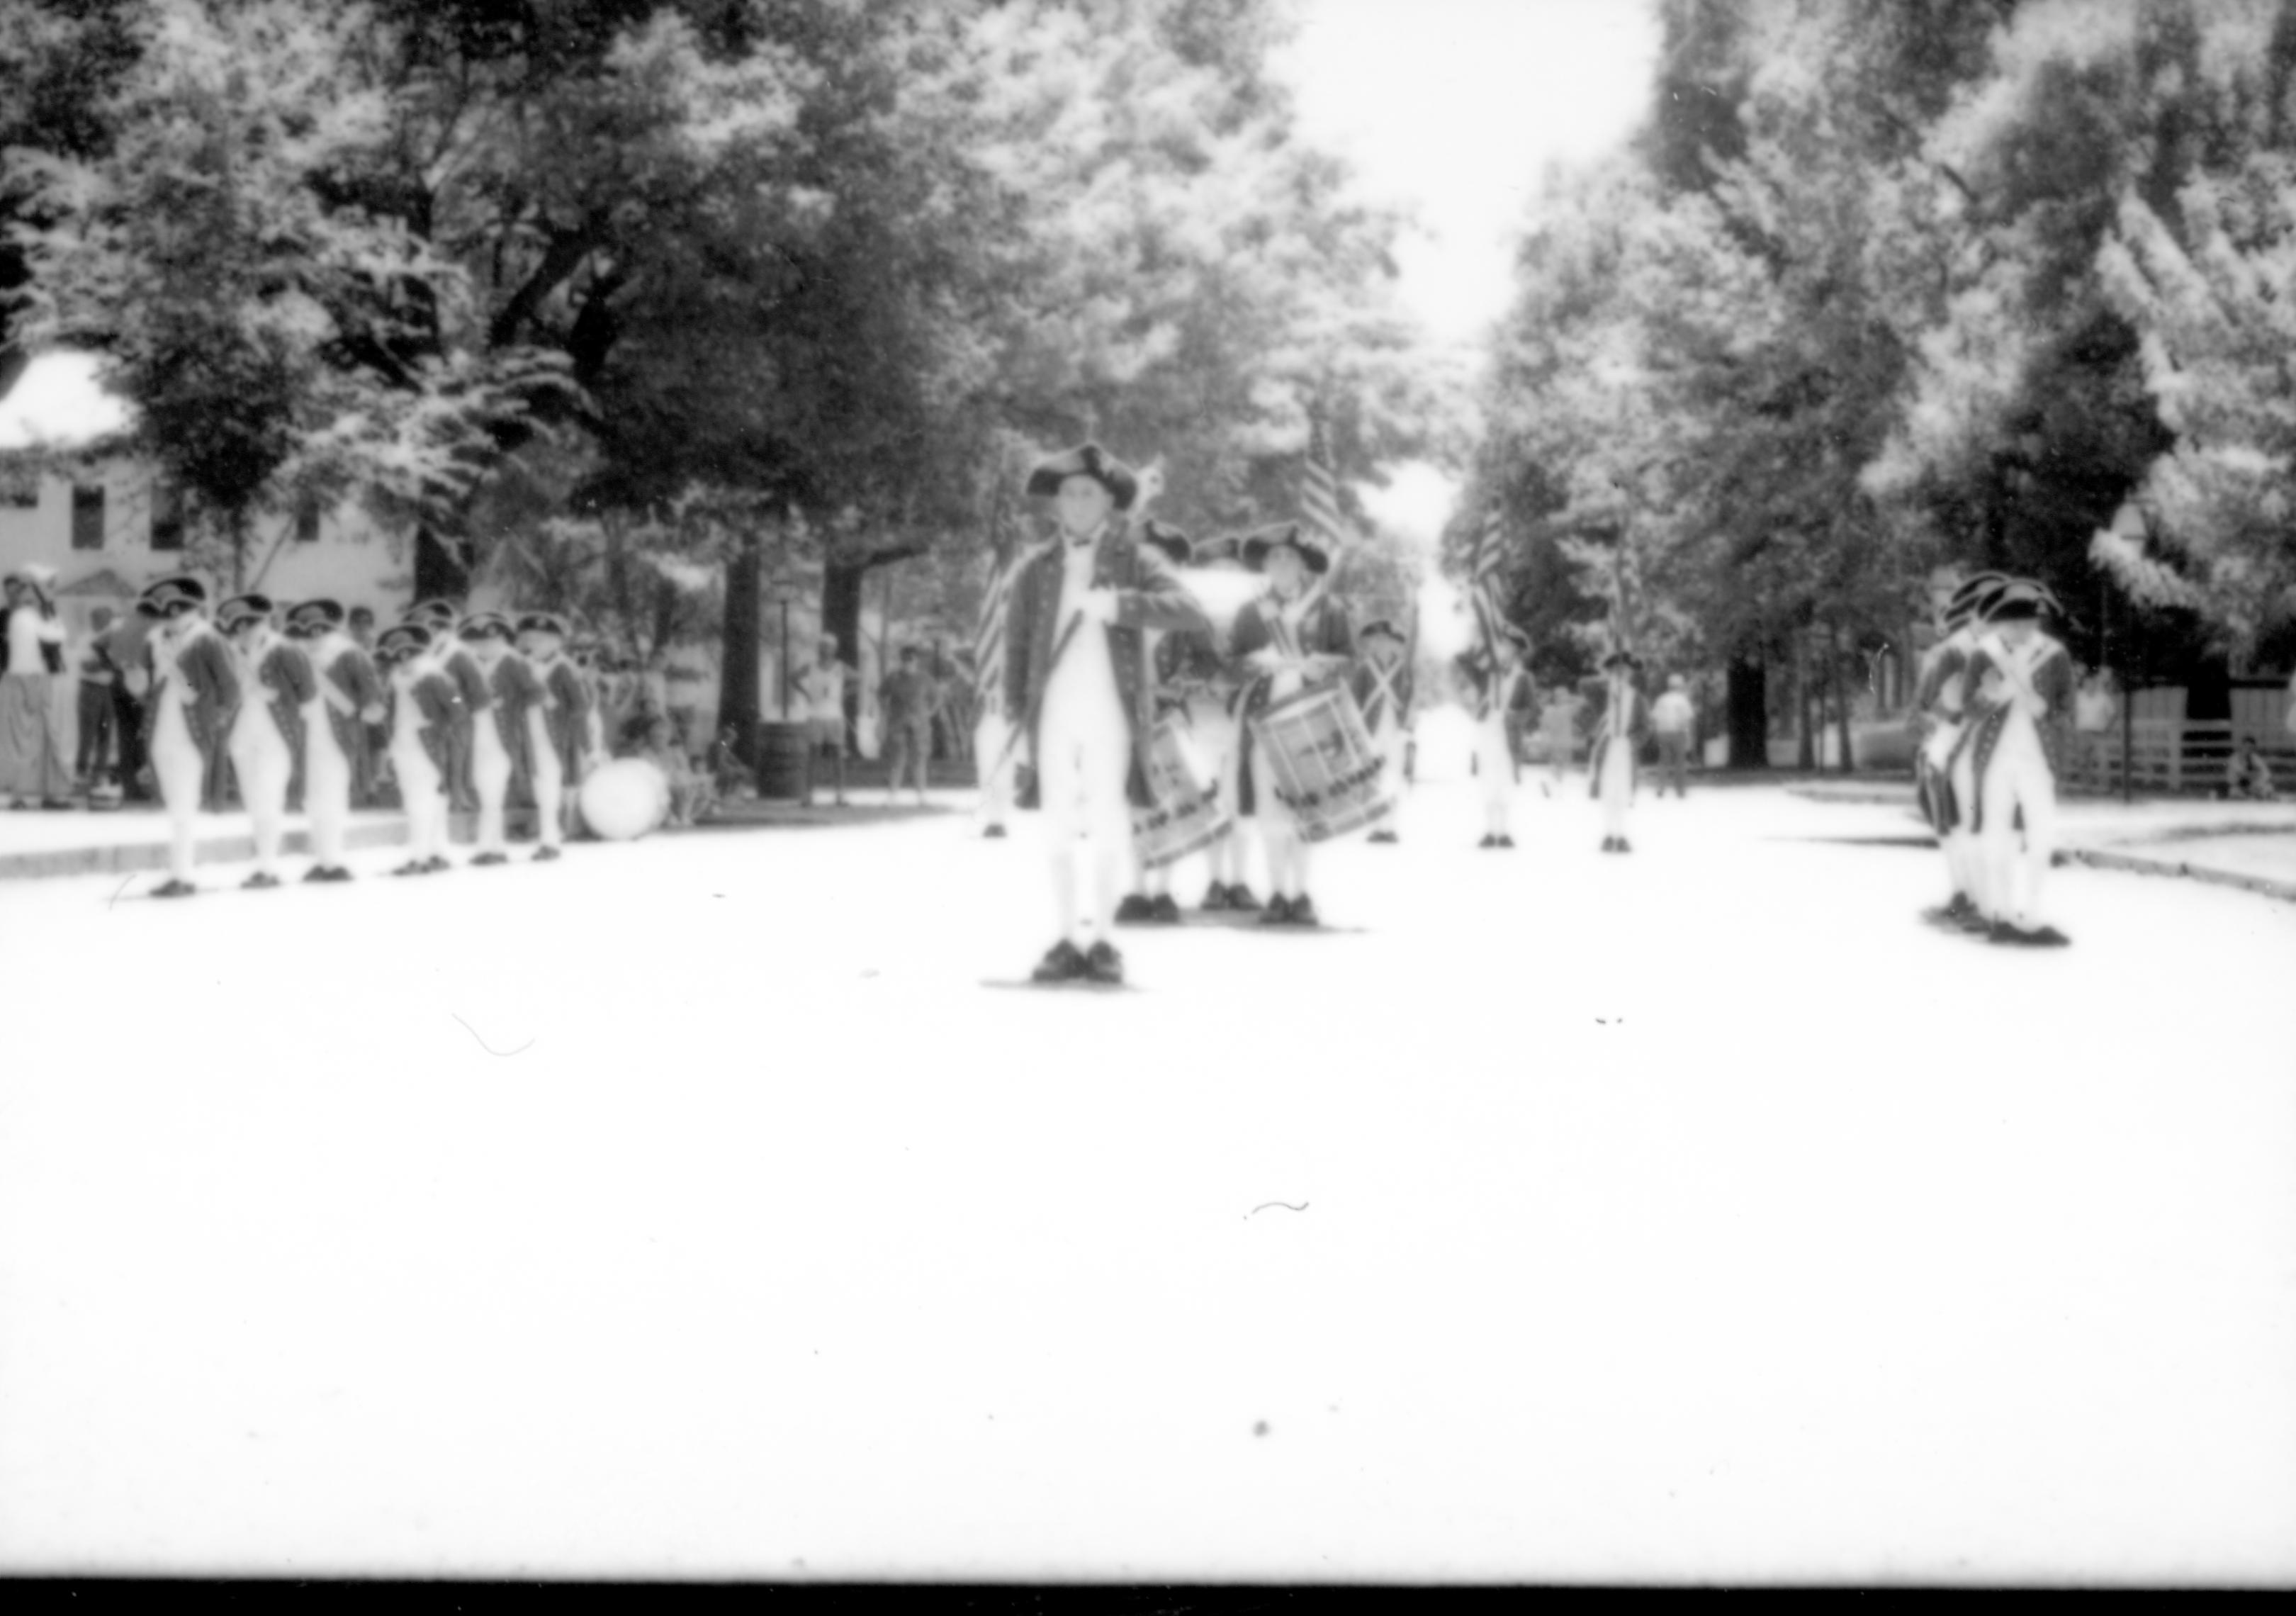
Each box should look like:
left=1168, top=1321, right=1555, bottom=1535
left=458, top=611, right=542, bottom=867
left=379, top=622, right=458, bottom=875
left=1592, top=648, right=1648, bottom=853
left=1912, top=571, right=2008, bottom=931
left=1117, top=520, right=1201, bottom=926
left=1454, top=623, right=1533, bottom=848
left=405, top=599, right=490, bottom=817
left=1227, top=522, right=1353, bottom=928
left=1350, top=619, right=1413, bottom=845
left=518, top=612, right=589, bottom=860
left=1004, top=443, right=1208, bottom=984
left=218, top=595, right=315, bottom=890
left=1191, top=534, right=1260, bottom=911
left=283, top=598, right=384, bottom=882
left=136, top=575, right=240, bottom=898
left=1962, top=578, right=2076, bottom=946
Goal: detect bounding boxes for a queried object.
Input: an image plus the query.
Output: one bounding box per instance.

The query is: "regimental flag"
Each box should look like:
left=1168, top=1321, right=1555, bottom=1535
left=1468, top=503, right=1509, bottom=660
left=1302, top=413, right=1348, bottom=561
left=973, top=552, right=1018, bottom=709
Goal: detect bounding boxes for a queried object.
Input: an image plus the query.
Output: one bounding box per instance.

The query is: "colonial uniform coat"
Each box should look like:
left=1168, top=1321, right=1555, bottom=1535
left=144, top=620, right=240, bottom=880
left=437, top=642, right=491, bottom=813
left=388, top=661, right=460, bottom=865
left=1962, top=629, right=2076, bottom=931
left=1913, top=627, right=1980, bottom=907
left=230, top=633, right=317, bottom=877
left=1226, top=592, right=1354, bottom=820
left=468, top=648, right=541, bottom=858
left=1349, top=651, right=1414, bottom=802
left=1001, top=522, right=1209, bottom=819
left=529, top=653, right=590, bottom=846
left=306, top=632, right=384, bottom=871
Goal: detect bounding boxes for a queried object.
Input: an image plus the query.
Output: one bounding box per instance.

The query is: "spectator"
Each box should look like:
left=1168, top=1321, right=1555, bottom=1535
left=799, top=633, right=850, bottom=807
left=877, top=644, right=939, bottom=807
left=74, top=605, right=121, bottom=791
left=1652, top=673, right=1695, bottom=798
left=708, top=723, right=754, bottom=802
left=106, top=605, right=152, bottom=802
left=0, top=566, right=74, bottom=808
left=2074, top=668, right=2120, bottom=733
left=2229, top=739, right=2278, bottom=802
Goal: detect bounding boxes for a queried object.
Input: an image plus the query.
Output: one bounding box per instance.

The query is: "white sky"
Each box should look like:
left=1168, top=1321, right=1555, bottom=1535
left=1273, top=0, right=1662, bottom=549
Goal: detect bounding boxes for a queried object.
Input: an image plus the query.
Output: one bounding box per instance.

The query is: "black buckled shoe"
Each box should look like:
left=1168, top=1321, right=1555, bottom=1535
left=1032, top=938, right=1088, bottom=983
left=1148, top=893, right=1183, bottom=924
left=1227, top=884, right=1263, bottom=911
left=471, top=851, right=509, bottom=867
left=983, top=824, right=1008, bottom=838
left=532, top=845, right=563, bottom=862
left=1497, top=835, right=1516, bottom=848
left=301, top=865, right=331, bottom=885
left=1114, top=893, right=1154, bottom=925
left=1477, top=834, right=1497, bottom=849
left=1285, top=893, right=1319, bottom=928
left=150, top=877, right=196, bottom=899
left=1259, top=894, right=1295, bottom=926
left=1082, top=940, right=1125, bottom=984
left=1200, top=882, right=1232, bottom=911
left=242, top=871, right=281, bottom=890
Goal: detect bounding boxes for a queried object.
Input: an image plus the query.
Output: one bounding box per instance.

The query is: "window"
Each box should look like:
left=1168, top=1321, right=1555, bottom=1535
left=150, top=481, right=182, bottom=551
left=71, top=484, right=104, bottom=550
left=295, top=493, right=322, bottom=544
left=2, top=481, right=35, bottom=510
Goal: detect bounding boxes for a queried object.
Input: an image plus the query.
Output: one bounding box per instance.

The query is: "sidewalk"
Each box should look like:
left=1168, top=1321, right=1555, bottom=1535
left=1787, top=778, right=2296, bottom=903
left=0, top=794, right=960, bottom=882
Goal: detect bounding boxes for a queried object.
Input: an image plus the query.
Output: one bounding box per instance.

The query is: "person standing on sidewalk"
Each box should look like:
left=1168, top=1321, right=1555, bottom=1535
left=0, top=566, right=74, bottom=809
left=106, top=607, right=152, bottom=802
left=73, top=606, right=120, bottom=792
left=801, top=634, right=851, bottom=807
left=1592, top=649, right=1648, bottom=853
left=879, top=645, right=939, bottom=807
left=1651, top=673, right=1695, bottom=799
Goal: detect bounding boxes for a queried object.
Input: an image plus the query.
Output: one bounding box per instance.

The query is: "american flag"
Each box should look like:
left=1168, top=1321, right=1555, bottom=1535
left=973, top=551, right=1018, bottom=709
left=1302, top=413, right=1347, bottom=561
left=1468, top=502, right=1509, bottom=658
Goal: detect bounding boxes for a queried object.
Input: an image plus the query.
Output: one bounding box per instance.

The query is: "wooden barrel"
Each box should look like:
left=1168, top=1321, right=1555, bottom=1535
left=755, top=721, right=813, bottom=801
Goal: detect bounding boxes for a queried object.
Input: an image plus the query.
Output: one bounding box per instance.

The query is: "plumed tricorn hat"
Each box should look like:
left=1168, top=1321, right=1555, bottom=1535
left=1025, top=442, right=1140, bottom=512
left=1239, top=522, right=1329, bottom=576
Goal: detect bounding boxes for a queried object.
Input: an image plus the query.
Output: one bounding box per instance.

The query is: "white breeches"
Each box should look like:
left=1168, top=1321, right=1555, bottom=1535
left=305, top=715, right=353, bottom=869
left=229, top=711, right=294, bottom=874
left=974, top=712, right=1013, bottom=826
left=1475, top=712, right=1513, bottom=829
left=1373, top=719, right=1409, bottom=797
left=1599, top=736, right=1635, bottom=838
left=152, top=701, right=204, bottom=880
left=1979, top=715, right=2058, bottom=928
left=391, top=736, right=447, bottom=861
left=528, top=711, right=565, bottom=850
left=1037, top=672, right=1128, bottom=943
left=473, top=717, right=512, bottom=854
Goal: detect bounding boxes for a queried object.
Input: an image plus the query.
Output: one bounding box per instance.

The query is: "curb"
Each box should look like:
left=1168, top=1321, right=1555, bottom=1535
left=2061, top=846, right=2296, bottom=906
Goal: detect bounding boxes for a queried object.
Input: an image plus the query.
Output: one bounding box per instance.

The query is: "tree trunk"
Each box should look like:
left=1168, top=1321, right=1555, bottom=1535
left=1726, top=653, right=1767, bottom=770
left=822, top=558, right=868, bottom=754
left=412, top=524, right=470, bottom=605
left=1830, top=623, right=1853, bottom=773
left=1795, top=629, right=1816, bottom=770
left=721, top=523, right=763, bottom=770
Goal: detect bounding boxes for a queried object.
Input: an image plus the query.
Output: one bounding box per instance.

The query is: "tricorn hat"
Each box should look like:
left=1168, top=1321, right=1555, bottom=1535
left=516, top=611, right=570, bottom=641
left=284, top=598, right=344, bottom=638
left=1602, top=646, right=1642, bottom=670
left=457, top=610, right=516, bottom=642
left=376, top=623, right=432, bottom=661
left=1985, top=578, right=2062, bottom=622
left=1240, top=522, right=1330, bottom=576
left=1025, top=442, right=1140, bottom=512
left=1137, top=519, right=1193, bottom=566
left=1357, top=617, right=1406, bottom=645
left=404, top=597, right=460, bottom=631
left=136, top=575, right=207, bottom=619
left=216, top=593, right=275, bottom=633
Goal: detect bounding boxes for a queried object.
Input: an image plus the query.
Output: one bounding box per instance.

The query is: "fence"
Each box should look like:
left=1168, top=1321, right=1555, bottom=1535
left=2061, top=687, right=2296, bottom=795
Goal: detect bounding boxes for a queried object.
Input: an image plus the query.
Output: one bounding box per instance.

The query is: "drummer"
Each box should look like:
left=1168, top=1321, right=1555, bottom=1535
left=1118, top=520, right=1204, bottom=926
left=1227, top=522, right=1354, bottom=928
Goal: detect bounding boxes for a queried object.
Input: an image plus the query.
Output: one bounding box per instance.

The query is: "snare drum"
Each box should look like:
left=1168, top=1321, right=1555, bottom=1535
left=1247, top=683, right=1393, bottom=843
left=1131, top=714, right=1232, bottom=868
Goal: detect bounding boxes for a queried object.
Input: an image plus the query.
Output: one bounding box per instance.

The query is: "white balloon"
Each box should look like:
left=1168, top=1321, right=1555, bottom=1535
left=579, top=758, right=669, bottom=841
